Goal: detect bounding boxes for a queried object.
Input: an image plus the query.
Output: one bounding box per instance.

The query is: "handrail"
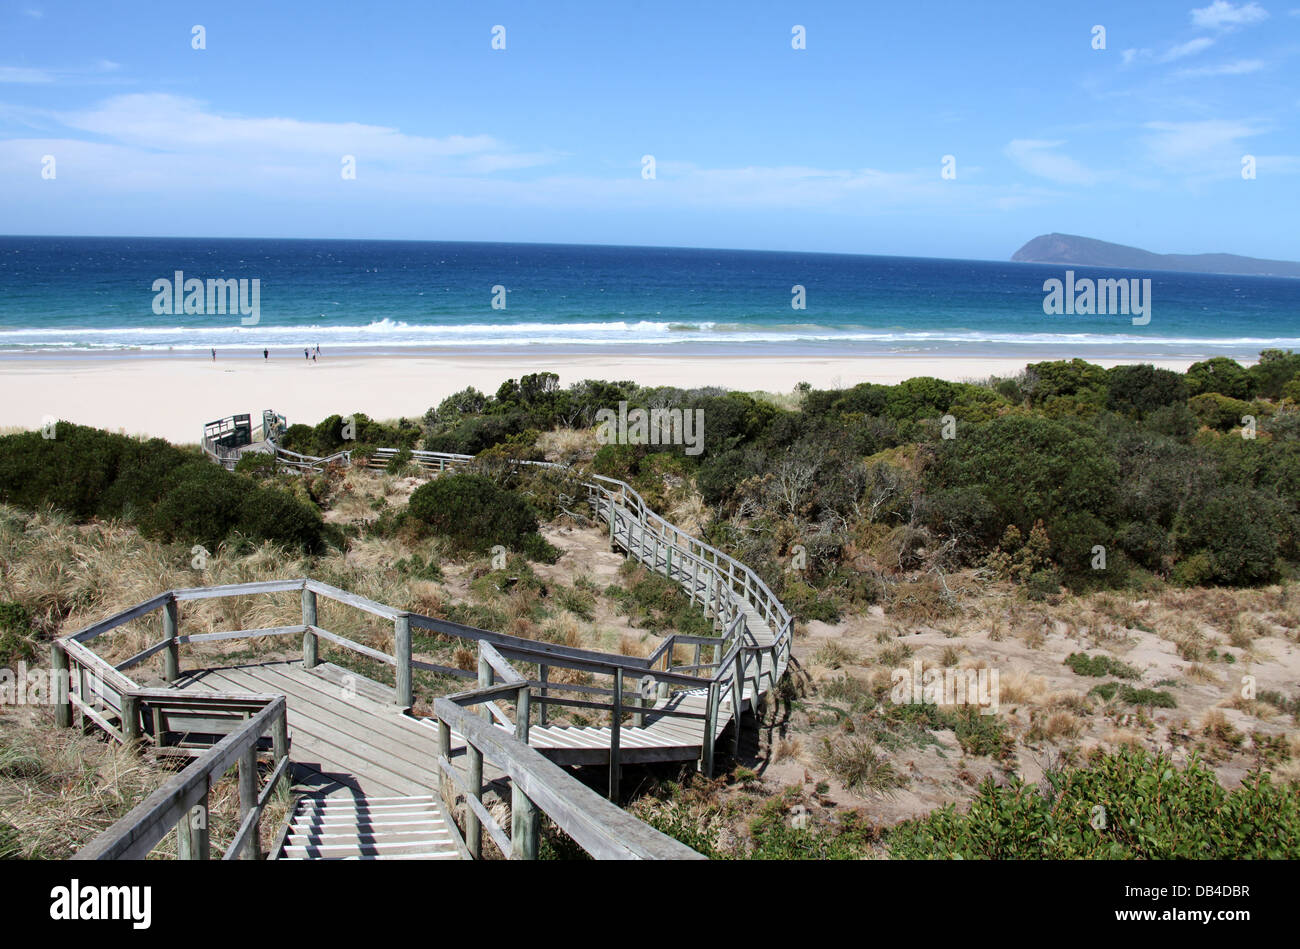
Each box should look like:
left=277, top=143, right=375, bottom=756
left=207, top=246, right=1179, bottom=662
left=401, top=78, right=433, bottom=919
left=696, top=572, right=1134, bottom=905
left=74, top=693, right=289, bottom=860
left=433, top=642, right=702, bottom=860
left=60, top=429, right=794, bottom=860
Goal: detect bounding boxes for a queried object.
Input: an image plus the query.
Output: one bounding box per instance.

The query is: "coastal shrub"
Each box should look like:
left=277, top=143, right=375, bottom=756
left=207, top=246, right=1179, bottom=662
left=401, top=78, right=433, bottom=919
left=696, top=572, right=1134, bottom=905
left=1185, top=357, right=1255, bottom=400
left=146, top=464, right=246, bottom=549
left=0, top=423, right=327, bottom=553
left=1188, top=393, right=1253, bottom=432
left=1064, top=652, right=1140, bottom=679
left=234, top=451, right=281, bottom=479
left=407, top=473, right=543, bottom=556
left=1105, top=364, right=1188, bottom=419
left=888, top=748, right=1300, bottom=859
left=280, top=413, right=418, bottom=457
left=924, top=415, right=1118, bottom=570
left=1249, top=349, right=1300, bottom=399
left=1173, top=485, right=1281, bottom=585
left=883, top=377, right=957, bottom=423
left=1023, top=359, right=1109, bottom=406
left=385, top=446, right=414, bottom=475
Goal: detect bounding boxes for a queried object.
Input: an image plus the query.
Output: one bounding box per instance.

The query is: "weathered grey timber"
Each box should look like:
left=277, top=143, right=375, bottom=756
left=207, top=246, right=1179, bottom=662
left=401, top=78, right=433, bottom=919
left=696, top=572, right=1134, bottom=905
left=64, top=434, right=792, bottom=860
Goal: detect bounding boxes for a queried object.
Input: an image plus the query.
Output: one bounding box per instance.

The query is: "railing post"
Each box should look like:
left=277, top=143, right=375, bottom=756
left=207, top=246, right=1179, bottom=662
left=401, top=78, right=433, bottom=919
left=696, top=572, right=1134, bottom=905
left=700, top=681, right=718, bottom=777
left=511, top=786, right=539, bottom=860
left=731, top=651, right=745, bottom=759
left=301, top=587, right=318, bottom=669
left=177, top=794, right=209, bottom=860
left=271, top=705, right=289, bottom=783
left=436, top=717, right=455, bottom=824
left=163, top=595, right=180, bottom=684
left=394, top=613, right=412, bottom=710
left=50, top=641, right=72, bottom=728
left=609, top=667, right=622, bottom=801
left=512, top=689, right=539, bottom=860
left=538, top=664, right=549, bottom=727
left=631, top=677, right=644, bottom=728
left=515, top=686, right=531, bottom=744
left=238, top=746, right=261, bottom=860
left=120, top=693, right=141, bottom=748
left=466, top=653, right=492, bottom=859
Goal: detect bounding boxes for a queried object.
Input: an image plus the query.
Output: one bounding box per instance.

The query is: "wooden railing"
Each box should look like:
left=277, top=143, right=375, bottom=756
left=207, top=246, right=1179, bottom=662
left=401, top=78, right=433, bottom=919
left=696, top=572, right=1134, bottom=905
left=74, top=693, right=289, bottom=860
left=218, top=438, right=796, bottom=778
left=60, top=431, right=798, bottom=859
left=433, top=642, right=702, bottom=860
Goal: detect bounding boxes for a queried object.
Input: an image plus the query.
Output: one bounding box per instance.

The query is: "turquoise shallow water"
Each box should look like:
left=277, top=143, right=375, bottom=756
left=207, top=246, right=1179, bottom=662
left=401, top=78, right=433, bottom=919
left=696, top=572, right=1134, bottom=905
left=0, top=236, right=1296, bottom=359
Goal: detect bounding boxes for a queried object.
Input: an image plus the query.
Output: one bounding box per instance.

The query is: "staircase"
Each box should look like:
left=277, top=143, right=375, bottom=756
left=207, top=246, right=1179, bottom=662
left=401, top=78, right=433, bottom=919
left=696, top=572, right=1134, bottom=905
left=276, top=794, right=463, bottom=860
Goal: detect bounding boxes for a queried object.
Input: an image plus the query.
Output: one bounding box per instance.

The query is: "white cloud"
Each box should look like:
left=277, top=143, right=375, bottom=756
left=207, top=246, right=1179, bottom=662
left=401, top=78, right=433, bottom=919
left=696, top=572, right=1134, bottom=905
left=1142, top=119, right=1263, bottom=179
left=0, top=66, right=55, bottom=83
left=1190, top=1, right=1270, bottom=30
left=52, top=94, right=554, bottom=171
left=1159, top=37, right=1216, bottom=61
left=1004, top=139, right=1100, bottom=185
left=1176, top=58, right=1266, bottom=76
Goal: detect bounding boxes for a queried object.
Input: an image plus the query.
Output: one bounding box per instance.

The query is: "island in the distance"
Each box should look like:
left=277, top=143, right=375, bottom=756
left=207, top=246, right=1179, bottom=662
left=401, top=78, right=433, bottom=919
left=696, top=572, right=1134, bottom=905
left=1012, top=233, right=1300, bottom=278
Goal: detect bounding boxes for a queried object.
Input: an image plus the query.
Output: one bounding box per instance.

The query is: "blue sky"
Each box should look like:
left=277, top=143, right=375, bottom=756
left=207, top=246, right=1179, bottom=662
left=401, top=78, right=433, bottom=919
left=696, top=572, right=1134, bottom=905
left=2, top=0, right=1297, bottom=259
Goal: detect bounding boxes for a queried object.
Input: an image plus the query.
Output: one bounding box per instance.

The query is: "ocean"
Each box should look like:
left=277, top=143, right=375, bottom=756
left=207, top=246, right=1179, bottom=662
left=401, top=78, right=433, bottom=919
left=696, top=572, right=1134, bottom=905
left=0, top=236, right=1296, bottom=360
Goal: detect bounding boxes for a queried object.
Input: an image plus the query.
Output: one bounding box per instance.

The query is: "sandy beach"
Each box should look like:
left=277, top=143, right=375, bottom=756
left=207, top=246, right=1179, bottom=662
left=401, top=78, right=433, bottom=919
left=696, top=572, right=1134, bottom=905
left=0, top=350, right=1201, bottom=444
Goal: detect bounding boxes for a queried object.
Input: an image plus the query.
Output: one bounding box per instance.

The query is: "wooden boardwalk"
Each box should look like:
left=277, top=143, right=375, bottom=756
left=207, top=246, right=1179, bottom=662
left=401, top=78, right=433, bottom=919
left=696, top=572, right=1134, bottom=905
left=67, top=443, right=792, bottom=861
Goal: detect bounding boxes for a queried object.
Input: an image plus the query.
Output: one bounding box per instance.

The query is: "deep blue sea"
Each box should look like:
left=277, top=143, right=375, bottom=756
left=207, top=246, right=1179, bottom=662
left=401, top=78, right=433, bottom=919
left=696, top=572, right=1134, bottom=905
left=0, top=236, right=1296, bottom=359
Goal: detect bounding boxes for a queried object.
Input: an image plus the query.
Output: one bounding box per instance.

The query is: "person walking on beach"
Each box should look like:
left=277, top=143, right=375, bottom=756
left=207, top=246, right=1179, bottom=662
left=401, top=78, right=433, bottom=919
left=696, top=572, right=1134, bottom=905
left=304, top=348, right=310, bottom=361
left=211, top=348, right=216, bottom=361
left=263, top=348, right=268, bottom=360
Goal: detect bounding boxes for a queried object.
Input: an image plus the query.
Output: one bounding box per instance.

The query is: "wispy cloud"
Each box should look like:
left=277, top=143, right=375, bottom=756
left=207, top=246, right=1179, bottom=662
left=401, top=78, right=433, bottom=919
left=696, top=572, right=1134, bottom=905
left=1159, top=37, right=1216, bottom=61
left=1004, top=139, right=1101, bottom=185
left=1142, top=119, right=1264, bottom=181
left=1176, top=58, right=1266, bottom=77
left=52, top=94, right=555, bottom=171
left=0, top=66, right=55, bottom=84
left=1190, top=1, right=1270, bottom=30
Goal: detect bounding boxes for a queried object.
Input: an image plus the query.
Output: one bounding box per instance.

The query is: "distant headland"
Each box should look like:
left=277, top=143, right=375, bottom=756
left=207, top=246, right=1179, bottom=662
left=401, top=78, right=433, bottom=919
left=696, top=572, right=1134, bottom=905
left=1012, top=233, right=1300, bottom=278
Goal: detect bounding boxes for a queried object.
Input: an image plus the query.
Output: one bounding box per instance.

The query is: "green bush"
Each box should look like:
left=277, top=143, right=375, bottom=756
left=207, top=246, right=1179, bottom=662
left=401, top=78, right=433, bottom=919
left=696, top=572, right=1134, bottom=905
left=1185, top=357, right=1255, bottom=400
left=1173, top=485, right=1281, bottom=585
left=889, top=748, right=1296, bottom=858
left=234, top=451, right=281, bottom=479
left=1249, top=349, right=1300, bottom=399
left=953, top=707, right=1011, bottom=758
left=1188, top=392, right=1254, bottom=432
left=1106, top=364, right=1188, bottom=419
left=1064, top=652, right=1140, bottom=679
left=1089, top=682, right=1176, bottom=707
left=924, top=415, right=1118, bottom=572
left=0, top=424, right=327, bottom=552
left=1024, top=359, right=1109, bottom=406
left=407, top=473, right=544, bottom=556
